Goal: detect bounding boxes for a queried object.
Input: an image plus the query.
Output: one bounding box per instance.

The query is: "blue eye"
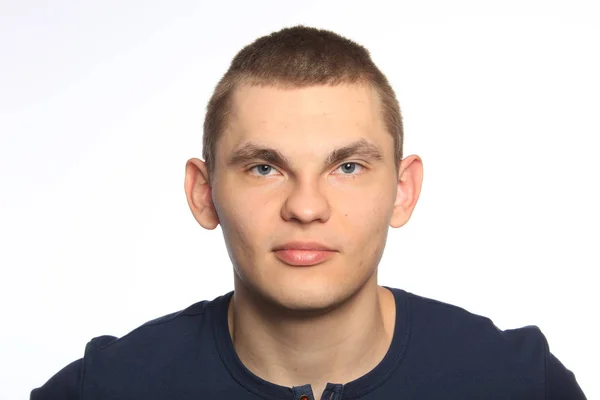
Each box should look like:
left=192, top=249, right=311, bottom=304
left=250, top=164, right=275, bottom=176
left=337, top=162, right=364, bottom=175
left=248, top=162, right=365, bottom=177
left=339, top=163, right=357, bottom=174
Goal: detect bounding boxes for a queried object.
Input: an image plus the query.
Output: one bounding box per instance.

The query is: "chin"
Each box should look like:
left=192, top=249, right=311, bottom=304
left=271, top=295, right=341, bottom=316
left=259, top=277, right=358, bottom=315
left=235, top=254, right=374, bottom=313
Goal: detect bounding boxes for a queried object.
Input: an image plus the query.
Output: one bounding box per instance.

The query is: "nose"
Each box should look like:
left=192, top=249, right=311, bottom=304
left=281, top=178, right=331, bottom=224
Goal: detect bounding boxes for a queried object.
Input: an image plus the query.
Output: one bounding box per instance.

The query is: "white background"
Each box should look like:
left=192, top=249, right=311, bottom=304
left=1, top=1, right=598, bottom=399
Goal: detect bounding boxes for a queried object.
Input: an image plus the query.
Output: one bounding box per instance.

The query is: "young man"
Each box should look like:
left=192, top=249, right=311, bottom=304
left=31, top=26, right=586, bottom=400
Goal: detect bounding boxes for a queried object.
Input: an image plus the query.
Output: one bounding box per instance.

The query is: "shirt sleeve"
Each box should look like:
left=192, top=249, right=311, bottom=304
left=546, top=351, right=587, bottom=399
left=30, top=358, right=82, bottom=400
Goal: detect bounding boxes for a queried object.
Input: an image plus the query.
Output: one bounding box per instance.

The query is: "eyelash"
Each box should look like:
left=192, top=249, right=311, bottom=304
left=247, top=162, right=366, bottom=177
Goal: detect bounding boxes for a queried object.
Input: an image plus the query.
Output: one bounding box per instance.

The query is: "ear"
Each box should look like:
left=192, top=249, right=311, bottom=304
left=390, top=155, right=424, bottom=228
left=184, top=158, right=220, bottom=230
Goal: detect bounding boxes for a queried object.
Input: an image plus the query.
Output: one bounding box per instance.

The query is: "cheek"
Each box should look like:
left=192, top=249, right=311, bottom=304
left=338, top=189, right=393, bottom=272
left=341, top=188, right=393, bottom=238
left=214, top=185, right=274, bottom=254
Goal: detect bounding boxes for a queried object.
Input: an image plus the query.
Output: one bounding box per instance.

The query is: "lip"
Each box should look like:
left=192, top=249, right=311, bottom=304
left=272, top=241, right=335, bottom=251
left=274, top=249, right=335, bottom=266
left=272, top=241, right=337, bottom=266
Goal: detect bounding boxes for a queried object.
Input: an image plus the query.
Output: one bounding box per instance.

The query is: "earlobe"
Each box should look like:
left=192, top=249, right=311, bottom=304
left=184, top=158, right=220, bottom=230
left=390, top=155, right=424, bottom=228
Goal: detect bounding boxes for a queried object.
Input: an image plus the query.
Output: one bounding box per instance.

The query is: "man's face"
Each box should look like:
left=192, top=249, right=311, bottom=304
left=211, top=83, right=400, bottom=312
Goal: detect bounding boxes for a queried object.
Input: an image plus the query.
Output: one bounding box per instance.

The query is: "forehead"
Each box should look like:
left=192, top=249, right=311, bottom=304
left=225, top=83, right=387, bottom=144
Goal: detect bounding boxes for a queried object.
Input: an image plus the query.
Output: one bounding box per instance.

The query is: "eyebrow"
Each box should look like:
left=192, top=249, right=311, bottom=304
left=226, top=138, right=384, bottom=170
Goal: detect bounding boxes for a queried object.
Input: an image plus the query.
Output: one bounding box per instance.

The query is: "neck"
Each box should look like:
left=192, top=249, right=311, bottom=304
left=228, top=277, right=396, bottom=395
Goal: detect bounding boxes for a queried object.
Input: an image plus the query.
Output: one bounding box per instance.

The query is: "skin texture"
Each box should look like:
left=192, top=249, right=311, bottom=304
left=184, top=83, right=423, bottom=398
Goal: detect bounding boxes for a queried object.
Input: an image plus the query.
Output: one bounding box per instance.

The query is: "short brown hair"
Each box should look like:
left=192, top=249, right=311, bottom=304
left=203, top=25, right=403, bottom=183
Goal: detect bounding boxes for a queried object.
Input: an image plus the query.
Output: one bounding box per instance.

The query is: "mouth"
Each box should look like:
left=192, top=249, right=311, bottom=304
left=273, top=249, right=336, bottom=266
left=272, top=241, right=337, bottom=266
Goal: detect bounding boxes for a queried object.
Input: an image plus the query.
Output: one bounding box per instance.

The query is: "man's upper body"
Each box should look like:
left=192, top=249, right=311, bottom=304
left=31, top=26, right=587, bottom=399
left=31, top=286, right=585, bottom=399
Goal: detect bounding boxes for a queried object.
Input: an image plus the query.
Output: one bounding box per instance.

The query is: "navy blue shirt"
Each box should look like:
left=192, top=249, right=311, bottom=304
left=30, top=287, right=586, bottom=399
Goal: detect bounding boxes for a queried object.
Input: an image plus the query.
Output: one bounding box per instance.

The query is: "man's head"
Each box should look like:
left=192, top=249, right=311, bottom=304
left=185, top=26, right=422, bottom=313
left=202, top=26, right=404, bottom=185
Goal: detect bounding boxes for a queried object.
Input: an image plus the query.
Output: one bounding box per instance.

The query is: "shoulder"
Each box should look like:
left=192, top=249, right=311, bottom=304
left=30, top=359, right=83, bottom=400
left=404, top=289, right=549, bottom=361
left=30, top=296, right=221, bottom=399
left=395, top=288, right=586, bottom=398
left=86, top=298, right=213, bottom=351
